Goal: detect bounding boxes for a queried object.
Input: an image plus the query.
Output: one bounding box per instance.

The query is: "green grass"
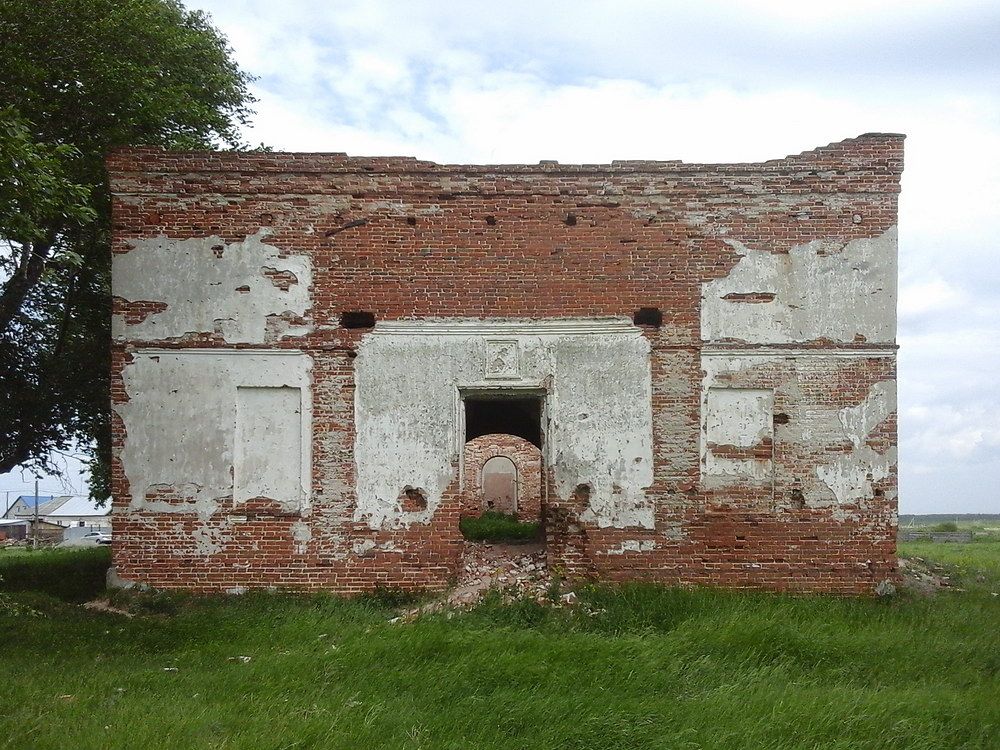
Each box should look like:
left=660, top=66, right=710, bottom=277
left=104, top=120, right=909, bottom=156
left=899, top=538, right=1000, bottom=589
left=0, top=546, right=111, bottom=602
left=460, top=510, right=541, bottom=542
left=1, top=544, right=998, bottom=749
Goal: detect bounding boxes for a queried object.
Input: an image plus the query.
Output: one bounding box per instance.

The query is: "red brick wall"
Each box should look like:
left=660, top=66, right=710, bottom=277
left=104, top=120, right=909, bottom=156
left=461, top=434, right=542, bottom=521
left=108, top=134, right=902, bottom=595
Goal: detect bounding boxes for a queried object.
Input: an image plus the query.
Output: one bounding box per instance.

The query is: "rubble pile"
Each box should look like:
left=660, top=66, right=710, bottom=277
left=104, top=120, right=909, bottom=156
left=403, top=541, right=567, bottom=620
left=898, top=556, right=958, bottom=595
left=451, top=541, right=552, bottom=606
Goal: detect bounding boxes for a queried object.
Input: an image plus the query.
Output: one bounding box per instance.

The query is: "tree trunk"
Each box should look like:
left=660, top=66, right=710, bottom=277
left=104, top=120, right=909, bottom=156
left=0, top=240, right=53, bottom=334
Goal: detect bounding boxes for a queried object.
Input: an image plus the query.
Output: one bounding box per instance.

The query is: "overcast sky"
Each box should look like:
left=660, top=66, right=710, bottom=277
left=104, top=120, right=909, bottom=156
left=6, top=0, right=998, bottom=515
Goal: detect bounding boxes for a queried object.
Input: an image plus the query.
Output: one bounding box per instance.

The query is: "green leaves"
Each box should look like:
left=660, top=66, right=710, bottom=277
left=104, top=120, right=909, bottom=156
left=0, top=0, right=257, bottom=495
left=0, top=107, right=94, bottom=250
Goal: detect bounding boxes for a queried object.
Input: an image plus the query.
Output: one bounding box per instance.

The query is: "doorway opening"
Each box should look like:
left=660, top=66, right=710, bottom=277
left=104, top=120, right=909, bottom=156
left=482, top=455, right=518, bottom=514
left=463, top=394, right=542, bottom=448
left=459, top=391, right=545, bottom=544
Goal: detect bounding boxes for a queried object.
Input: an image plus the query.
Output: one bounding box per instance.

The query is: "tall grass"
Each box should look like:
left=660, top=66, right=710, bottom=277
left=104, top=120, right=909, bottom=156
left=0, top=544, right=997, bottom=749
left=460, top=510, right=541, bottom=542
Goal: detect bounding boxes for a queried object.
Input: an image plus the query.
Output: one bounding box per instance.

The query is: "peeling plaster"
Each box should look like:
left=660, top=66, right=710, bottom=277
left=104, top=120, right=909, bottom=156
left=191, top=521, right=230, bottom=557
left=117, top=350, right=312, bottom=519
left=840, top=380, right=896, bottom=449
left=351, top=539, right=403, bottom=556
left=661, top=522, right=687, bottom=541
left=701, top=227, right=896, bottom=344
left=701, top=355, right=896, bottom=507
left=353, top=319, right=654, bottom=530
left=602, top=540, right=658, bottom=555
left=112, top=230, right=312, bottom=343
left=816, top=446, right=896, bottom=506
left=703, top=388, right=774, bottom=481
left=291, top=521, right=312, bottom=555
left=817, top=380, right=897, bottom=504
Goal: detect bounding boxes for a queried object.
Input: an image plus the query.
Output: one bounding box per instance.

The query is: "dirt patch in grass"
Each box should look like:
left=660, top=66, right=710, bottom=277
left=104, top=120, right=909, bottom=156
left=898, top=556, right=957, bottom=596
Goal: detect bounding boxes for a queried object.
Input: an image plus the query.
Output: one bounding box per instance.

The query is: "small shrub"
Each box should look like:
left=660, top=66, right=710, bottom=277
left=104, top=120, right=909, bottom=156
left=931, top=521, right=960, bottom=532
left=460, top=511, right=541, bottom=543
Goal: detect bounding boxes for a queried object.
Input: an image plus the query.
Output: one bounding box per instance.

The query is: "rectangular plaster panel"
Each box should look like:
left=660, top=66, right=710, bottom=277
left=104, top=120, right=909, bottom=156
left=353, top=318, right=654, bottom=530
left=701, top=227, right=897, bottom=345
left=235, top=386, right=303, bottom=503
left=117, top=350, right=312, bottom=519
left=703, top=388, right=774, bottom=481
left=701, top=352, right=896, bottom=508
left=112, top=229, right=312, bottom=343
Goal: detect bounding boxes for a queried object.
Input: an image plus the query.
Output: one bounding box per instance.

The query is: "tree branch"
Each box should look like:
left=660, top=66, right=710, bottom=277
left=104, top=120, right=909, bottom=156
left=0, top=238, right=54, bottom=334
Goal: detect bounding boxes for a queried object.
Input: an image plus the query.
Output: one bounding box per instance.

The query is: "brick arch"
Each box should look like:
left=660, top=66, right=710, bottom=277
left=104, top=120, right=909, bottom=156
left=462, top=434, right=542, bottom=521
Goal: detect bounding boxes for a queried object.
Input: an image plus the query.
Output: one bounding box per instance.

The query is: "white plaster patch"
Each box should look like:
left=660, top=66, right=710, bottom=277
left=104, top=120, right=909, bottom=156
left=661, top=522, right=687, bottom=541
left=703, top=388, right=773, bottom=481
left=353, top=318, right=654, bottom=530
left=705, top=388, right=772, bottom=447
left=291, top=521, right=312, bottom=555
left=117, top=350, right=312, bottom=519
left=701, top=227, right=897, bottom=344
left=701, top=355, right=896, bottom=507
left=602, top=540, right=658, bottom=555
left=112, top=230, right=312, bottom=343
left=235, top=386, right=303, bottom=503
left=816, top=446, right=896, bottom=506
left=191, top=521, right=230, bottom=557
left=351, top=539, right=403, bottom=555
left=839, top=380, right=896, bottom=449
left=815, top=380, right=897, bottom=504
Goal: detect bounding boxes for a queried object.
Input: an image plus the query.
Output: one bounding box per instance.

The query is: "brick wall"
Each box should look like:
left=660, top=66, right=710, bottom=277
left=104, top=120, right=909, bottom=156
left=461, top=434, right=542, bottom=521
left=108, top=134, right=902, bottom=595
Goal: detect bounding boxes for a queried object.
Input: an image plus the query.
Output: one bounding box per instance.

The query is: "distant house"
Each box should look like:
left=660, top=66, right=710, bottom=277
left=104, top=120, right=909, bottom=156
left=3, top=495, right=55, bottom=518
left=0, top=517, right=64, bottom=543
left=0, top=494, right=111, bottom=544
left=43, top=496, right=111, bottom=529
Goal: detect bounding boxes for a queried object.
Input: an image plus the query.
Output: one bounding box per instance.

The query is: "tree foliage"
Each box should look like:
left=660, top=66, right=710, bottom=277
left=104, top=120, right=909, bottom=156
left=0, top=0, right=255, bottom=496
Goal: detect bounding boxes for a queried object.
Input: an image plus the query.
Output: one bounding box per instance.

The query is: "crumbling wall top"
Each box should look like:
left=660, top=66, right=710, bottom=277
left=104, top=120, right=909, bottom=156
left=106, top=133, right=905, bottom=187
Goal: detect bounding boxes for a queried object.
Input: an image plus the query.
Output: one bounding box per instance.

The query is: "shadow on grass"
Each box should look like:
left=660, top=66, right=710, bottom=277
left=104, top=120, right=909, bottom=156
left=0, top=546, right=111, bottom=603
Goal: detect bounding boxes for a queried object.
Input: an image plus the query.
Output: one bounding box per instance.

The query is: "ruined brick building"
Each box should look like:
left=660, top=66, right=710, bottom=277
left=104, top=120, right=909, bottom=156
left=108, top=134, right=902, bottom=594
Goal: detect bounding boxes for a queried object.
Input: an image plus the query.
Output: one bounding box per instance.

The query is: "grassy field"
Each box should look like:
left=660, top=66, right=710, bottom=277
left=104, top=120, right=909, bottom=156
left=1, top=543, right=998, bottom=750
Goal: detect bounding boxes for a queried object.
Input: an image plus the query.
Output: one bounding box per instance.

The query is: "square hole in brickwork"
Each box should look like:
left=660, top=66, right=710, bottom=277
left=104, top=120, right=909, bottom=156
left=340, top=311, right=376, bottom=329
left=633, top=307, right=663, bottom=328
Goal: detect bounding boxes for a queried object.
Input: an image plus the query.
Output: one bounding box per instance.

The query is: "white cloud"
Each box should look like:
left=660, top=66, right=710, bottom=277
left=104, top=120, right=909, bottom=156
left=899, top=279, right=965, bottom=319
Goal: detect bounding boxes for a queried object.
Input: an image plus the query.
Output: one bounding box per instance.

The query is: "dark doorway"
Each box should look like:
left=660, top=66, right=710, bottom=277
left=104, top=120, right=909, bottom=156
left=463, top=395, right=543, bottom=449
left=459, top=391, right=546, bottom=546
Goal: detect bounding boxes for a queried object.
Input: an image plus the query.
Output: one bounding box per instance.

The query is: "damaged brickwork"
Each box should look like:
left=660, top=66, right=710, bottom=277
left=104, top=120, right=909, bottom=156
left=108, top=133, right=903, bottom=594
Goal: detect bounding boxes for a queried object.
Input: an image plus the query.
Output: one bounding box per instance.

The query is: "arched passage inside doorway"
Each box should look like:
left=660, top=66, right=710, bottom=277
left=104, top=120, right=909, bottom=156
left=481, top=455, right=517, bottom=513
left=461, top=433, right=542, bottom=522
